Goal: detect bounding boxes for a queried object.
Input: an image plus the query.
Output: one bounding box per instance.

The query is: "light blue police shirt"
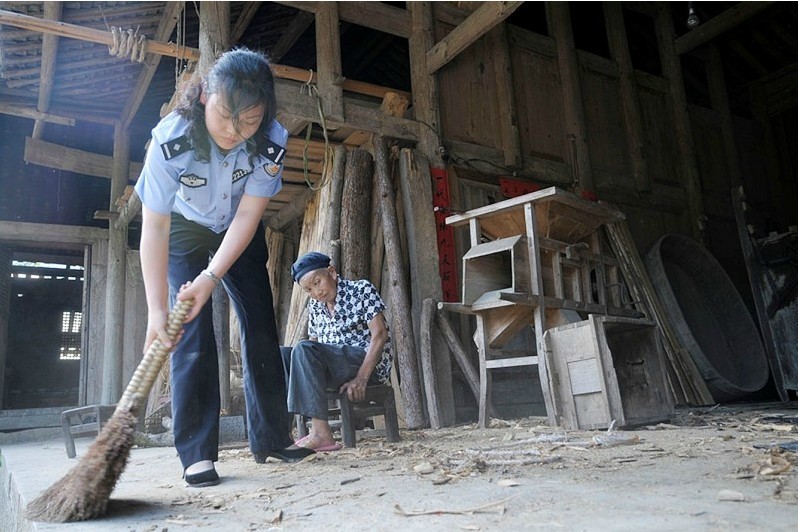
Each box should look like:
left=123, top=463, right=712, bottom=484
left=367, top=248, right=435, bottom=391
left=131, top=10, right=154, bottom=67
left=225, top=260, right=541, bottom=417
left=135, top=111, right=287, bottom=234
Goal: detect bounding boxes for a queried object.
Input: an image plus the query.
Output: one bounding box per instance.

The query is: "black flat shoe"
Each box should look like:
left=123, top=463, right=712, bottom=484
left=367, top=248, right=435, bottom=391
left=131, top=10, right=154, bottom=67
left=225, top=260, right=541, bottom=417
left=253, top=446, right=315, bottom=464
left=185, top=468, right=220, bottom=487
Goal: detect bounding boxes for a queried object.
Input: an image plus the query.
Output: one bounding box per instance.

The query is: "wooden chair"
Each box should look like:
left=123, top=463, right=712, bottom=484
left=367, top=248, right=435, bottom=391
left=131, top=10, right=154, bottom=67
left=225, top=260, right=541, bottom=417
left=295, top=384, right=401, bottom=448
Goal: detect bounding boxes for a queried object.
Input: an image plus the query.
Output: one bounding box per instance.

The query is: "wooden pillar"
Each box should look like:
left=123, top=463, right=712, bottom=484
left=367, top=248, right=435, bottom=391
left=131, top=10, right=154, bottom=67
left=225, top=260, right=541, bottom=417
left=706, top=44, right=742, bottom=187
left=399, top=149, right=455, bottom=427
left=548, top=1, right=594, bottom=194
left=339, top=148, right=373, bottom=280
left=655, top=3, right=706, bottom=243
left=101, top=123, right=129, bottom=404
left=325, top=145, right=347, bottom=267
left=315, top=3, right=345, bottom=122
left=31, top=1, right=61, bottom=140
left=198, top=2, right=230, bottom=75
left=408, top=2, right=444, bottom=167
left=604, top=2, right=650, bottom=192
left=374, top=136, right=427, bottom=429
left=0, top=244, right=10, bottom=408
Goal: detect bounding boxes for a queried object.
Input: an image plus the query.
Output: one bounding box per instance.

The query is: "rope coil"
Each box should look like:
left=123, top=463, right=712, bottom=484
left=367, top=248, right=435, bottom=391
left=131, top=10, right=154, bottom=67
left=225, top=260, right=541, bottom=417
left=109, top=26, right=148, bottom=62
left=300, top=70, right=335, bottom=191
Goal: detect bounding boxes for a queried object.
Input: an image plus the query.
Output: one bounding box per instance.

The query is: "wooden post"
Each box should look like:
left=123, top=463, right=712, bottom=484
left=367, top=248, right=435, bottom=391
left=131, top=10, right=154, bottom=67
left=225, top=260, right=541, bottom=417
left=655, top=3, right=706, bottom=243
left=408, top=2, right=444, bottom=167
left=604, top=2, right=650, bottom=192
left=315, top=3, right=345, bottom=122
left=548, top=1, right=594, bottom=195
left=374, top=136, right=426, bottom=429
left=420, top=298, right=440, bottom=428
left=213, top=284, right=231, bottom=413
left=198, top=2, right=230, bottom=76
left=101, top=123, right=129, bottom=404
left=31, top=1, right=61, bottom=140
left=399, top=149, right=455, bottom=426
left=339, top=148, right=373, bottom=280
left=325, top=145, right=347, bottom=266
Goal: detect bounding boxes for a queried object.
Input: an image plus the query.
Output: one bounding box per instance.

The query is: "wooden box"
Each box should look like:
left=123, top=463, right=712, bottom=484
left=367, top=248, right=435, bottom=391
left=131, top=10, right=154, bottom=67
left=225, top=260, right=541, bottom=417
left=461, top=235, right=530, bottom=306
left=542, top=315, right=673, bottom=430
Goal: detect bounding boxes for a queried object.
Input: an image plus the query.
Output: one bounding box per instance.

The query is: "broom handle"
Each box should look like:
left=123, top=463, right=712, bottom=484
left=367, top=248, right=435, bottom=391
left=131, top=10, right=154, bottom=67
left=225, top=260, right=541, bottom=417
left=115, top=298, right=194, bottom=414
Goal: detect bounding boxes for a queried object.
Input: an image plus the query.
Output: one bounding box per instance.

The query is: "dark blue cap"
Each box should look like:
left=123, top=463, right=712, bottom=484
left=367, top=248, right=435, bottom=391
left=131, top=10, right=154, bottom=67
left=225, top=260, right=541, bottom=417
left=291, top=251, right=331, bottom=283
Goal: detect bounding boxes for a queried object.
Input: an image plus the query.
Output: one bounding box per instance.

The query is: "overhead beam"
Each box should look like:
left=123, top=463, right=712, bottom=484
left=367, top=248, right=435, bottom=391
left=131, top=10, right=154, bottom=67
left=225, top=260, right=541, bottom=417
left=426, top=1, right=523, bottom=75
left=0, top=8, right=200, bottom=61
left=269, top=10, right=313, bottom=63
left=24, top=136, right=142, bottom=180
left=0, top=8, right=409, bottom=102
left=0, top=221, right=106, bottom=244
left=32, top=2, right=62, bottom=139
left=674, top=1, right=774, bottom=55
left=0, top=101, right=75, bottom=125
left=231, top=1, right=262, bottom=43
left=277, top=1, right=411, bottom=38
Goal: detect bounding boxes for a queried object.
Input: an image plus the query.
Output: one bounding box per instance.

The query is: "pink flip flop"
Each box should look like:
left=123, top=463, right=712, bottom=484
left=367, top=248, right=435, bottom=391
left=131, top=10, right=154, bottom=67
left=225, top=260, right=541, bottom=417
left=294, top=434, right=312, bottom=447
left=313, top=441, right=342, bottom=452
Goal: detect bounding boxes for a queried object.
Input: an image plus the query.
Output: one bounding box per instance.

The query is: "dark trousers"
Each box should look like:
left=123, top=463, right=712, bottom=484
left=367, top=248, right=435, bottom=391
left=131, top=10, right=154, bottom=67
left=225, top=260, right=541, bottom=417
left=168, top=214, right=291, bottom=469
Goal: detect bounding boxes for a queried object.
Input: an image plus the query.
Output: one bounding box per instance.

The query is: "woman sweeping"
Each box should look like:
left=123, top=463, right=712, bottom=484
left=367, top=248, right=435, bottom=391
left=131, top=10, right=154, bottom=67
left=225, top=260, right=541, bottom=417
left=135, top=47, right=314, bottom=487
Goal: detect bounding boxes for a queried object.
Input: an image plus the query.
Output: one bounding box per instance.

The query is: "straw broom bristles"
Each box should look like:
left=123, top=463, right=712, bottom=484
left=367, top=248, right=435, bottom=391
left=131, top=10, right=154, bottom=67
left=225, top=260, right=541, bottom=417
left=25, top=298, right=193, bottom=522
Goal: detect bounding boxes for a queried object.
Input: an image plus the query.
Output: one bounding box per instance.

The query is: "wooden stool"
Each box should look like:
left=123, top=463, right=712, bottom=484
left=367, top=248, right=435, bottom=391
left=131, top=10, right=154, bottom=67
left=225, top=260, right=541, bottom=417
left=60, top=404, right=116, bottom=458
left=295, top=384, right=401, bottom=448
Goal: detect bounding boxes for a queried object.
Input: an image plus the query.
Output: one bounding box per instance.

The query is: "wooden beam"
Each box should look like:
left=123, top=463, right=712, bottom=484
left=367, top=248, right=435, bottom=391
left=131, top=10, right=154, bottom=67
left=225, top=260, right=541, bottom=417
left=120, top=1, right=183, bottom=127
left=24, top=136, right=142, bottom=180
left=674, top=2, right=774, bottom=55
left=315, top=3, right=345, bottom=122
left=487, top=24, right=521, bottom=168
left=0, top=8, right=201, bottom=61
left=707, top=43, right=742, bottom=187
left=0, top=221, right=106, bottom=244
left=32, top=1, right=62, bottom=140
left=269, top=10, right=313, bottom=63
left=231, top=1, right=261, bottom=44
left=0, top=101, right=75, bottom=125
left=277, top=1, right=411, bottom=38
left=198, top=2, right=230, bottom=75
left=266, top=187, right=315, bottom=231
left=426, top=1, right=523, bottom=75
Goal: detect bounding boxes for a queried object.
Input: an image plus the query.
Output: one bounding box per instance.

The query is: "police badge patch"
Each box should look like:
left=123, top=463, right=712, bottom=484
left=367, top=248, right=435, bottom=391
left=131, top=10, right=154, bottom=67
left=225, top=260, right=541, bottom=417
left=180, top=174, right=207, bottom=188
left=265, top=162, right=281, bottom=177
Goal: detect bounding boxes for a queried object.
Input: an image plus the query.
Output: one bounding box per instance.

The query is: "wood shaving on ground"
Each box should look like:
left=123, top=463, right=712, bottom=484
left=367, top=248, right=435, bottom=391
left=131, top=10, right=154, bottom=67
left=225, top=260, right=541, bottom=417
left=394, top=496, right=513, bottom=516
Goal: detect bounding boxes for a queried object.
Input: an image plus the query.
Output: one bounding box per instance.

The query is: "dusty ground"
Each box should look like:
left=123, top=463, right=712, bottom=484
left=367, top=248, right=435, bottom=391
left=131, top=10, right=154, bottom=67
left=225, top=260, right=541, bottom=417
left=5, top=402, right=798, bottom=531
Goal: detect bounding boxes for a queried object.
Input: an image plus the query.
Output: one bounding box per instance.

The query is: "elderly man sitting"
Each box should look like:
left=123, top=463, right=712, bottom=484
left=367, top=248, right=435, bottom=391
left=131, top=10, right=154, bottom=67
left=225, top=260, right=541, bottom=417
left=281, top=251, right=393, bottom=451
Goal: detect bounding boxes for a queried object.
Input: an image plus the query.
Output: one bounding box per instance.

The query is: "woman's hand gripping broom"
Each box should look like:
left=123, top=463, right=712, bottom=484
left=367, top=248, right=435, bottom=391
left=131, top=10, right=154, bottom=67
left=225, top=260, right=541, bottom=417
left=25, top=298, right=194, bottom=522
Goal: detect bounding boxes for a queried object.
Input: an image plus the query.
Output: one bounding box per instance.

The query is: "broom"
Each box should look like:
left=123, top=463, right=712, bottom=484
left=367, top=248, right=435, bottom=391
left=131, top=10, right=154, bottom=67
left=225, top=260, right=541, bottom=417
left=25, top=298, right=194, bottom=522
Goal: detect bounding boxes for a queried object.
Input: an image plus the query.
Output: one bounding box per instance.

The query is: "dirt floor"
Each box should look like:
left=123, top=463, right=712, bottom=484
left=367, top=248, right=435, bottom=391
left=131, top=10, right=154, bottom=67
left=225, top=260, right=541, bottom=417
left=4, top=402, right=798, bottom=531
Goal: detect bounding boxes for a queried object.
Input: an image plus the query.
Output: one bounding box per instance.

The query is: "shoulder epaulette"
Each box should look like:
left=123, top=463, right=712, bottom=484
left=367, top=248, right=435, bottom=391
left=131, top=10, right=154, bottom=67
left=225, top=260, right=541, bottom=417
left=261, top=138, right=286, bottom=164
left=160, top=135, right=192, bottom=160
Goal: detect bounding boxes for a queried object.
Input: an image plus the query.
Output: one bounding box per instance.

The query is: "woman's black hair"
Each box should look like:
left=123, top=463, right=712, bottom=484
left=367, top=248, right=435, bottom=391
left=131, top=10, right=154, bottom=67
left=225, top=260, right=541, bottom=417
left=177, top=48, right=277, bottom=165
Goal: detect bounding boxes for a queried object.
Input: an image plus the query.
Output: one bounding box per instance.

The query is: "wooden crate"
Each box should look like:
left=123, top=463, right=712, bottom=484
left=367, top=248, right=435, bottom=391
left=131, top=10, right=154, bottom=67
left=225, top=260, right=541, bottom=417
left=542, top=315, right=673, bottom=430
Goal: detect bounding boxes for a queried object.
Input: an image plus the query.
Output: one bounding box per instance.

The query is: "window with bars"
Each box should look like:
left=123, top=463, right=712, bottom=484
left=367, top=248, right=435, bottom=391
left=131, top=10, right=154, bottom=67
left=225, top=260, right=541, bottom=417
left=60, top=311, right=82, bottom=360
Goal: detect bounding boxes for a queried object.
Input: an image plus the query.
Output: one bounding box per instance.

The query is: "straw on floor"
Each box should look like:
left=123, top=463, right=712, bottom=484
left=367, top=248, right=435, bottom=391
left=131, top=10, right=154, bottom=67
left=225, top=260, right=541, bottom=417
left=25, top=298, right=193, bottom=522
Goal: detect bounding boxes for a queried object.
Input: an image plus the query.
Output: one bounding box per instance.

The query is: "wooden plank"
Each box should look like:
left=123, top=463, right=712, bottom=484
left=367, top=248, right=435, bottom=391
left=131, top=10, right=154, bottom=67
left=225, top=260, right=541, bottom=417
left=486, top=24, right=521, bottom=167
left=0, top=221, right=106, bottom=244
left=268, top=9, right=313, bottom=63
left=426, top=1, right=523, bottom=75
left=674, top=2, right=774, bottom=55
left=420, top=298, right=441, bottom=428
